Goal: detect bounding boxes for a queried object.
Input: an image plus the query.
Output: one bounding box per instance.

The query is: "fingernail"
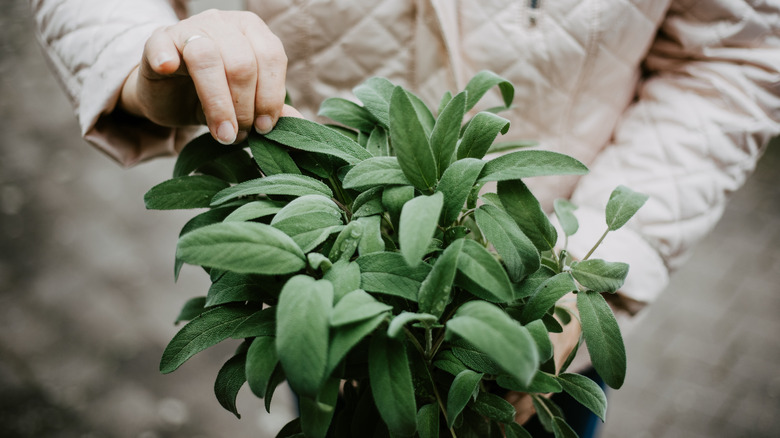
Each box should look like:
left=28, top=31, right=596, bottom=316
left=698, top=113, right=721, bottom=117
left=155, top=53, right=174, bottom=68
left=235, top=130, right=249, bottom=143
left=216, top=121, right=236, bottom=145
left=255, top=115, right=273, bottom=134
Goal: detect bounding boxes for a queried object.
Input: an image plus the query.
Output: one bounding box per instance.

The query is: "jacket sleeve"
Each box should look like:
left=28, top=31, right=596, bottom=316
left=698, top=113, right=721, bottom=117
left=565, top=1, right=780, bottom=312
left=30, top=0, right=192, bottom=166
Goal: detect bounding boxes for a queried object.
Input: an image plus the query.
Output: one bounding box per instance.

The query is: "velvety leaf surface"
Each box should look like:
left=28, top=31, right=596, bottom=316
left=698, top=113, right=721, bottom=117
left=606, top=185, right=649, bottom=231
left=342, top=157, right=410, bottom=190
left=577, top=291, right=626, bottom=389
left=418, top=239, right=463, bottom=318
left=437, top=158, right=485, bottom=225
left=223, top=200, right=284, bottom=222
left=463, top=70, right=514, bottom=112
left=330, top=289, right=392, bottom=326
left=456, top=239, right=514, bottom=303
left=554, top=198, right=579, bottom=237
left=478, top=150, right=588, bottom=183
left=399, top=192, right=444, bottom=267
left=475, top=204, right=540, bottom=283
left=498, top=180, right=558, bottom=251
left=214, top=352, right=247, bottom=418
left=318, top=97, right=378, bottom=132
left=145, top=175, right=230, bottom=210
left=356, top=252, right=431, bottom=301
left=263, top=117, right=372, bottom=164
left=456, top=112, right=510, bottom=161
left=557, top=372, right=608, bottom=420
left=390, top=86, right=438, bottom=192
left=246, top=336, right=277, bottom=398
left=446, top=370, right=483, bottom=427
left=522, top=272, right=578, bottom=323
left=430, top=91, right=466, bottom=175
left=571, top=259, right=629, bottom=293
left=369, top=331, right=417, bottom=437
left=353, top=77, right=395, bottom=127
left=248, top=134, right=301, bottom=176
left=211, top=174, right=332, bottom=206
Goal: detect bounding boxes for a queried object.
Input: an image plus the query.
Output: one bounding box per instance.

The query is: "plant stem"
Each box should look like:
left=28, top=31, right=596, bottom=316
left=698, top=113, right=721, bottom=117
left=425, top=327, right=433, bottom=360
left=582, top=227, right=610, bottom=260
left=430, top=377, right=458, bottom=438
left=403, top=327, right=426, bottom=358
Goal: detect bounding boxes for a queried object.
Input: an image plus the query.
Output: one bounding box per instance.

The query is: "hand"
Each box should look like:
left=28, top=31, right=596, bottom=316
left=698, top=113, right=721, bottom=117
left=119, top=9, right=295, bottom=144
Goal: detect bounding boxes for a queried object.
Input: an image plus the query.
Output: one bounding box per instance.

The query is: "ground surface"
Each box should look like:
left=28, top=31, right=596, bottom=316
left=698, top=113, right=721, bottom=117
left=2, top=2, right=779, bottom=437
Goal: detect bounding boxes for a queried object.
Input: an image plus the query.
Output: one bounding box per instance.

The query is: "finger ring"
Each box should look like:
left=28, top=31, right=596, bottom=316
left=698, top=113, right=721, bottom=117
left=183, top=35, right=204, bottom=48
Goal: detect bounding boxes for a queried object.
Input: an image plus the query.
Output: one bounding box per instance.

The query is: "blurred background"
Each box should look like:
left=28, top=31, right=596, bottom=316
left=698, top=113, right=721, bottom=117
left=1, top=1, right=778, bottom=437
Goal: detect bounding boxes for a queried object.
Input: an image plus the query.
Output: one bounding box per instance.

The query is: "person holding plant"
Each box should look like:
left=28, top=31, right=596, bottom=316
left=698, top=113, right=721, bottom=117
left=31, top=0, right=780, bottom=436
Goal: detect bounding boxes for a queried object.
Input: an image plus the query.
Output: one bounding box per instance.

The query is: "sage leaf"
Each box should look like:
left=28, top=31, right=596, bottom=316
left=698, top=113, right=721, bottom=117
left=214, top=352, right=247, bottom=418
left=451, top=340, right=503, bottom=375
left=160, top=305, right=256, bottom=373
left=382, top=185, right=415, bottom=227
left=172, top=132, right=243, bottom=177
left=263, top=117, right=372, bottom=164
left=463, top=70, right=514, bottom=112
left=487, top=139, right=539, bottom=154
left=456, top=112, right=510, bottom=161
left=223, top=200, right=284, bottom=222
left=211, top=174, right=332, bottom=206
left=505, top=423, right=533, bottom=438
left=318, top=97, right=378, bottom=132
left=356, top=216, right=385, bottom=255
left=329, top=220, right=363, bottom=262
left=230, top=308, right=275, bottom=339
left=144, top=175, right=230, bottom=210
left=276, top=276, right=334, bottom=396
left=571, top=259, right=629, bottom=293
left=557, top=372, right=608, bottom=420
left=357, top=252, right=431, bottom=301
left=299, top=377, right=340, bottom=438
left=577, top=290, right=626, bottom=389
left=498, top=180, right=558, bottom=252
left=271, top=195, right=344, bottom=252
left=552, top=417, right=579, bottom=438
left=323, top=260, right=361, bottom=303
left=531, top=396, right=563, bottom=433
left=342, top=157, right=410, bottom=190
left=446, top=301, right=539, bottom=385
left=433, top=350, right=468, bottom=376
left=497, top=371, right=562, bottom=394
left=390, top=86, right=438, bottom=192
left=475, top=204, right=540, bottom=283
left=456, top=239, right=514, bottom=303
left=351, top=187, right=383, bottom=217
left=248, top=134, right=301, bottom=176
left=369, top=331, right=417, bottom=437
left=174, top=296, right=206, bottom=324
left=446, top=370, right=483, bottom=427
left=472, top=392, right=516, bottom=424
left=430, top=91, right=467, bottom=175
left=387, top=312, right=438, bottom=339
left=175, top=207, right=234, bottom=280
left=478, top=150, right=588, bottom=183
left=399, top=192, right=444, bottom=267
left=246, top=336, right=277, bottom=398
left=525, top=319, right=553, bottom=362
left=176, top=222, right=306, bottom=275
left=522, top=272, right=578, bottom=323
left=331, top=289, right=392, bottom=327
left=264, top=363, right=287, bottom=413
left=206, top=272, right=275, bottom=307
left=366, top=126, right=390, bottom=157
left=353, top=77, right=395, bottom=128
left=418, top=239, right=464, bottom=318
left=417, top=403, right=440, bottom=438
left=326, top=312, right=385, bottom=376
left=437, top=158, right=485, bottom=226
left=406, top=89, right=436, bottom=137
left=194, top=148, right=260, bottom=183
left=606, top=185, right=649, bottom=231
left=554, top=198, right=579, bottom=237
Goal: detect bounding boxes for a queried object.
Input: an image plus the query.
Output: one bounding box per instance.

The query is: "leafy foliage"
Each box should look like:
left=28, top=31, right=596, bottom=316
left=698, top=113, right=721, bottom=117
left=147, top=71, right=647, bottom=437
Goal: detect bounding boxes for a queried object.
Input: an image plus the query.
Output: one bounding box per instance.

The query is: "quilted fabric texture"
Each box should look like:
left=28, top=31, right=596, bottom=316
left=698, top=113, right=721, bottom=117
left=31, top=0, right=780, bottom=311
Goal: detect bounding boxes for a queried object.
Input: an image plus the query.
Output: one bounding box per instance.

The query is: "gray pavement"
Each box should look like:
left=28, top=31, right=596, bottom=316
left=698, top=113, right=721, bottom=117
left=2, top=1, right=778, bottom=437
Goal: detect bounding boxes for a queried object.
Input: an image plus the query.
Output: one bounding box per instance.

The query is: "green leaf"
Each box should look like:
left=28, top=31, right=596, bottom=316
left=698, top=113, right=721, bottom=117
left=174, top=296, right=206, bottom=324
left=606, top=185, right=649, bottom=231
left=436, top=158, right=485, bottom=226
left=446, top=370, right=483, bottom=427
left=263, top=117, right=372, bottom=164
left=472, top=392, right=516, bottom=424
left=366, top=126, right=390, bottom=157
left=223, top=200, right=284, bottom=222
left=475, top=204, right=540, bottom=283
left=417, top=403, right=440, bottom=438
left=478, top=150, right=588, bottom=183
left=512, top=266, right=556, bottom=299
left=504, top=423, right=532, bottom=438
left=248, top=134, right=301, bottom=176
left=433, top=350, right=468, bottom=376
left=299, top=377, right=340, bottom=438
left=160, top=305, right=255, bottom=373
left=406, top=89, right=436, bottom=137
left=552, top=417, right=579, bottom=438
left=331, top=289, right=392, bottom=327
left=356, top=216, right=385, bottom=255
left=318, top=97, right=378, bottom=132
left=357, top=252, right=431, bottom=301
left=390, top=86, right=438, bottom=192
left=387, top=312, right=438, bottom=339
left=214, top=352, right=247, bottom=418
left=275, top=276, right=334, bottom=396
left=557, top=372, right=608, bottom=420
left=446, top=301, right=539, bottom=385
left=175, top=207, right=235, bottom=280
left=246, top=336, right=277, bottom=398
left=342, top=157, right=410, bottom=190
left=418, top=239, right=464, bottom=318
left=463, top=70, right=514, bottom=112
left=487, top=139, right=539, bottom=155
left=351, top=187, right=383, bottom=217
left=456, top=112, right=510, bottom=161
left=497, top=371, right=562, bottom=394
left=230, top=308, right=275, bottom=339
left=326, top=313, right=385, bottom=376
left=210, top=174, right=333, bottom=206
left=172, top=133, right=243, bottom=177
left=430, top=91, right=467, bottom=176
left=522, top=273, right=578, bottom=323
left=176, top=222, right=306, bottom=275
left=323, top=260, right=361, bottom=303
left=532, top=396, right=563, bottom=433
left=382, top=185, right=415, bottom=227
left=353, top=77, right=395, bottom=128
left=571, top=259, right=629, bottom=293
left=399, top=192, right=444, bottom=267
left=197, top=148, right=261, bottom=183
left=329, top=220, right=363, bottom=262
left=369, top=331, right=417, bottom=437
left=456, top=239, right=514, bottom=303
left=498, top=180, right=558, bottom=252
left=451, top=340, right=502, bottom=375
left=144, top=175, right=230, bottom=210
left=554, top=199, right=579, bottom=237
left=526, top=319, right=553, bottom=362
left=577, top=290, right=626, bottom=389
left=206, top=272, right=276, bottom=307
left=271, top=195, right=344, bottom=252
left=264, top=363, right=287, bottom=413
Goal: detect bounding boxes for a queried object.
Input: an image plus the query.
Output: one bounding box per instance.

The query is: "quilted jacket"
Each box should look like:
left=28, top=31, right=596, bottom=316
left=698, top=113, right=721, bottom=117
left=31, top=0, right=780, bottom=314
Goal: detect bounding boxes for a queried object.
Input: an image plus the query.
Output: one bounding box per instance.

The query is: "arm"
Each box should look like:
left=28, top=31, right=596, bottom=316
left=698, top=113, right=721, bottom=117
left=566, top=1, right=780, bottom=311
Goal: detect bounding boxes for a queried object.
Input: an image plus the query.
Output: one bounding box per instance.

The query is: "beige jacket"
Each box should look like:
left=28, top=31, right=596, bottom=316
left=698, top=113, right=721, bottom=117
left=31, top=0, right=780, bottom=312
